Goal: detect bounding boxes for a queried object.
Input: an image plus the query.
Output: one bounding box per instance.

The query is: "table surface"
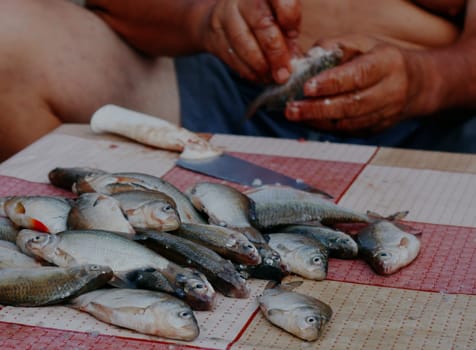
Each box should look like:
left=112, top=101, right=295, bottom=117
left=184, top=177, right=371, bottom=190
left=0, top=124, right=474, bottom=350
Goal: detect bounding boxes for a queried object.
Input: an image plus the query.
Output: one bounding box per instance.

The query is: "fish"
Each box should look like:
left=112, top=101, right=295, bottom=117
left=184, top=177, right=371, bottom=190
left=355, top=211, right=421, bottom=275
left=0, top=240, right=43, bottom=268
left=173, top=222, right=261, bottom=266
left=277, top=223, right=358, bottom=259
left=265, top=233, right=328, bottom=280
left=0, top=264, right=113, bottom=306
left=71, top=288, right=200, bottom=341
left=73, top=172, right=206, bottom=224
left=111, top=190, right=180, bottom=232
left=48, top=166, right=109, bottom=191
left=257, top=281, right=333, bottom=341
left=17, top=229, right=216, bottom=310
left=67, top=193, right=135, bottom=237
left=186, top=182, right=286, bottom=280
left=4, top=196, right=72, bottom=234
left=138, top=231, right=250, bottom=298
left=245, top=185, right=370, bottom=229
left=245, top=47, right=342, bottom=119
left=0, top=196, right=12, bottom=217
left=0, top=216, right=19, bottom=243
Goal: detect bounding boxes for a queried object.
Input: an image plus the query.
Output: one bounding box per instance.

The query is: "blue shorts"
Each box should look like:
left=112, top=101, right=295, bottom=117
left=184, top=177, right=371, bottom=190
left=175, top=54, right=476, bottom=153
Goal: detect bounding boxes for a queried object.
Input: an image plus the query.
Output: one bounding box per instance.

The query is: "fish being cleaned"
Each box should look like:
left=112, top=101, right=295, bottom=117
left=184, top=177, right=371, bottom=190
left=264, top=233, right=329, bottom=280
left=355, top=211, right=421, bottom=275
left=277, top=223, right=358, bottom=259
left=67, top=193, right=135, bottom=237
left=111, top=190, right=180, bottom=232
left=4, top=196, right=72, bottom=234
left=173, top=222, right=261, bottom=266
left=73, top=172, right=206, bottom=224
left=186, top=182, right=286, bottom=281
left=90, top=105, right=330, bottom=194
left=71, top=288, right=200, bottom=341
left=17, top=229, right=216, bottom=310
left=0, top=264, right=113, bottom=306
left=138, top=231, right=250, bottom=298
left=245, top=185, right=370, bottom=229
left=245, top=47, right=342, bottom=119
left=257, top=281, right=333, bottom=342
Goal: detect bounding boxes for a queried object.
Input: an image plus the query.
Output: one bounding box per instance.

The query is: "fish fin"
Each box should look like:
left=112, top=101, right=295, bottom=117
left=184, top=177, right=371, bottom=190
left=366, top=211, right=409, bottom=222
left=266, top=308, right=284, bottom=317
left=399, top=237, right=410, bottom=248
left=109, top=305, right=146, bottom=316
left=280, top=281, right=303, bottom=291
left=394, top=222, right=423, bottom=236
left=89, top=302, right=116, bottom=320
left=108, top=275, right=136, bottom=289
left=264, top=280, right=280, bottom=290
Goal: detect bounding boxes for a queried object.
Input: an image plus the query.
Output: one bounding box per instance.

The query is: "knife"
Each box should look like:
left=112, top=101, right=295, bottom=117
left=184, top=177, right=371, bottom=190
left=90, top=104, right=332, bottom=197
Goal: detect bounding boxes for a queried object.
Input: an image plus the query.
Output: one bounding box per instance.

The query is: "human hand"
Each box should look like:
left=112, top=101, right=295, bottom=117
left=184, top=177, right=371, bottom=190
left=202, top=0, right=301, bottom=84
left=285, top=35, right=422, bottom=135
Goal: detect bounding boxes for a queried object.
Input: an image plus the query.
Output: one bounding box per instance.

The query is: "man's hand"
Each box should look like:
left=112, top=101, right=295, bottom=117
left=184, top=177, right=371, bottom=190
left=201, top=0, right=301, bottom=83
left=285, top=35, right=427, bottom=135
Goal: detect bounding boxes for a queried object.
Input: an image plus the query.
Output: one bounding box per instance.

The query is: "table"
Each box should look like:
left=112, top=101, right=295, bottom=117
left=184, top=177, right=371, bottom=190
left=0, top=124, right=474, bottom=350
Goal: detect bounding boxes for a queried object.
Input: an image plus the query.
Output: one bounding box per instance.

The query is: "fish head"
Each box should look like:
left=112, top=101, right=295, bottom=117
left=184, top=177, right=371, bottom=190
left=371, top=247, right=402, bottom=275
left=291, top=246, right=328, bottom=280
left=177, top=268, right=216, bottom=311
left=16, top=229, right=54, bottom=255
left=151, top=301, right=199, bottom=341
left=126, top=200, right=181, bottom=231
left=289, top=306, right=331, bottom=342
left=78, top=264, right=114, bottom=282
left=237, top=240, right=261, bottom=265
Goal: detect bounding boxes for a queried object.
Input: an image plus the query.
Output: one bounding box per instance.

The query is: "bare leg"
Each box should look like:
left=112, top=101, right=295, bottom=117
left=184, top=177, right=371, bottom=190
left=0, top=0, right=179, bottom=161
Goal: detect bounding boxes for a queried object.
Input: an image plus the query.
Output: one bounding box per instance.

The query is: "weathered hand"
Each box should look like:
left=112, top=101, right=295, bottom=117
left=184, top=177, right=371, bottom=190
left=285, top=35, right=421, bottom=135
left=202, top=0, right=301, bottom=83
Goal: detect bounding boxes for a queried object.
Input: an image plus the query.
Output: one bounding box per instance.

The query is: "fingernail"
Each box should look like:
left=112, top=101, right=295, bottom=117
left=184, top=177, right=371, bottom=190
left=275, top=68, right=290, bottom=83
left=286, top=104, right=300, bottom=120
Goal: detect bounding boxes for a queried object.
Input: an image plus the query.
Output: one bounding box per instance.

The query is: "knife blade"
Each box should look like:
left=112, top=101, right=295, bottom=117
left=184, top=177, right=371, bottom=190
left=90, top=105, right=331, bottom=197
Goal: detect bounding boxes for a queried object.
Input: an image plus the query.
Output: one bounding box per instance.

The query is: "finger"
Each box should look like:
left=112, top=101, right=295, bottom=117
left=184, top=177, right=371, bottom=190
left=304, top=50, right=385, bottom=97
left=286, top=83, right=392, bottom=121
left=269, top=0, right=302, bottom=38
left=241, top=2, right=292, bottom=83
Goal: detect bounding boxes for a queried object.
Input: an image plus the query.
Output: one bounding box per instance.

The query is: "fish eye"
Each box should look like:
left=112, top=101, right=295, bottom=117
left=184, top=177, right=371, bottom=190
left=193, top=282, right=204, bottom=290
left=32, top=235, right=46, bottom=243
left=380, top=252, right=388, bottom=257
left=306, top=316, right=317, bottom=324
left=89, top=265, right=101, bottom=270
left=312, top=256, right=321, bottom=264
left=162, top=204, right=173, bottom=212
left=179, top=310, right=192, bottom=319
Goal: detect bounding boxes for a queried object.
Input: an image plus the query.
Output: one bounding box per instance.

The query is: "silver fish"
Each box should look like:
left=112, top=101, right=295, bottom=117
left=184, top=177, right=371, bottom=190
left=245, top=47, right=342, bottom=119
left=71, top=288, right=199, bottom=341
left=111, top=190, right=180, bottom=231
left=4, top=196, right=71, bottom=234
left=174, top=222, right=261, bottom=266
left=355, top=211, right=421, bottom=275
left=0, top=196, right=12, bottom=217
left=245, top=185, right=369, bottom=229
left=0, top=216, right=19, bottom=243
left=17, top=229, right=216, bottom=310
left=0, top=240, right=42, bottom=268
left=139, top=231, right=250, bottom=298
left=48, top=167, right=108, bottom=191
left=265, top=233, right=328, bottom=280
left=73, top=172, right=205, bottom=224
left=257, top=281, right=333, bottom=341
left=0, top=264, right=113, bottom=306
left=278, top=223, right=358, bottom=259
left=186, top=182, right=285, bottom=280
left=67, top=193, right=135, bottom=237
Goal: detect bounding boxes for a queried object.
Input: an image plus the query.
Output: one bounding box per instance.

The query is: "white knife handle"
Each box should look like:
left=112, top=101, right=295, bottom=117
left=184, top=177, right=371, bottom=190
left=90, top=105, right=222, bottom=160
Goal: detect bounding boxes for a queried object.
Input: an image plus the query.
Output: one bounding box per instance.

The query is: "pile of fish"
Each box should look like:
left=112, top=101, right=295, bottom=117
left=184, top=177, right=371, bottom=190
left=0, top=167, right=422, bottom=342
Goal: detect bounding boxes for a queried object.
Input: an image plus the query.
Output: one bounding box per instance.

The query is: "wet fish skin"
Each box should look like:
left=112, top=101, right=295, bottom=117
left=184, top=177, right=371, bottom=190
left=71, top=288, right=200, bottom=341
left=17, top=229, right=216, bottom=310
left=48, top=167, right=109, bottom=191
left=0, top=216, right=19, bottom=243
left=245, top=47, right=342, bottom=119
left=173, top=223, right=261, bottom=266
left=186, top=182, right=286, bottom=279
left=265, top=233, right=328, bottom=280
left=355, top=211, right=421, bottom=275
left=245, top=185, right=370, bottom=229
left=139, top=231, right=250, bottom=298
left=111, top=190, right=180, bottom=232
left=67, top=193, right=135, bottom=237
left=0, top=264, right=113, bottom=306
left=257, top=281, right=333, bottom=342
left=73, top=172, right=205, bottom=224
left=0, top=240, right=42, bottom=268
left=4, top=196, right=72, bottom=234
left=278, top=223, right=358, bottom=259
